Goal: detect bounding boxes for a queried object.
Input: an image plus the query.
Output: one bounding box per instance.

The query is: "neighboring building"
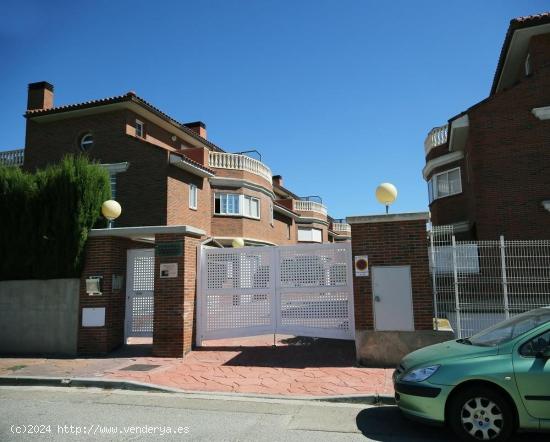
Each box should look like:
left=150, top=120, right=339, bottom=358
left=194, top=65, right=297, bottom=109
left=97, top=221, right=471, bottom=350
left=423, top=13, right=550, bottom=240
left=0, top=81, right=350, bottom=246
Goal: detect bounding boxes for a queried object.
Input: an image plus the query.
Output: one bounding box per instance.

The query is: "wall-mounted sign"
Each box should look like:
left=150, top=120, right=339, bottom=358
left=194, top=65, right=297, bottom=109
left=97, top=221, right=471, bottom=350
left=160, top=263, right=178, bottom=278
left=354, top=255, right=369, bottom=277
left=155, top=241, right=183, bottom=257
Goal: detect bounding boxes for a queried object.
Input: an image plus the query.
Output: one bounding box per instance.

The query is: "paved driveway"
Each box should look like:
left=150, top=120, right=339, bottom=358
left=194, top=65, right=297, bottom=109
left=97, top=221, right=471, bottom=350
left=0, top=335, right=394, bottom=398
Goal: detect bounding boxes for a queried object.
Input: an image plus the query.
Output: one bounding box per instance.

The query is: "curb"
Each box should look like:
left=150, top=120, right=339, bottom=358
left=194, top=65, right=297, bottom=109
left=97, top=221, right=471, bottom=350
left=0, top=376, right=396, bottom=405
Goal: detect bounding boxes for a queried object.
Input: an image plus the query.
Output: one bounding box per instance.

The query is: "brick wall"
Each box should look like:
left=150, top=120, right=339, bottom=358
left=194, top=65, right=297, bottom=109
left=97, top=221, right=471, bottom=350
left=427, top=33, right=550, bottom=240
left=153, top=233, right=201, bottom=357
left=349, top=214, right=433, bottom=331
left=78, top=236, right=150, bottom=355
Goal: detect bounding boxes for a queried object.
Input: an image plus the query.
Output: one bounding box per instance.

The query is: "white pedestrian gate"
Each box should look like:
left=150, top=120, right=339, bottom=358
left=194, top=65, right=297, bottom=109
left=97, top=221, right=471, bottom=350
left=196, top=243, right=355, bottom=345
left=125, top=248, right=155, bottom=340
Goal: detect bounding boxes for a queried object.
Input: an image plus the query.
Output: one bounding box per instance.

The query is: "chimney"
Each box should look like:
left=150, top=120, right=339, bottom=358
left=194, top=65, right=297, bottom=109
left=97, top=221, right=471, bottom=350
left=27, top=81, right=54, bottom=111
left=185, top=121, right=207, bottom=139
left=272, top=175, right=283, bottom=187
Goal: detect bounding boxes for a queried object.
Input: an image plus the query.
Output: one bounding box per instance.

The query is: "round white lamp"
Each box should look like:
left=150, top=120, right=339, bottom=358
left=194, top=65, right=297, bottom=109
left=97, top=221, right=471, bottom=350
left=101, top=200, right=122, bottom=228
left=232, top=237, right=245, bottom=248
left=375, top=183, right=398, bottom=214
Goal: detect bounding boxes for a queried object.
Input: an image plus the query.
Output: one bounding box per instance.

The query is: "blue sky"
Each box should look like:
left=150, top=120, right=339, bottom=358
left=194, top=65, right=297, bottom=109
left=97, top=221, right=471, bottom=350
left=1, top=0, right=547, bottom=218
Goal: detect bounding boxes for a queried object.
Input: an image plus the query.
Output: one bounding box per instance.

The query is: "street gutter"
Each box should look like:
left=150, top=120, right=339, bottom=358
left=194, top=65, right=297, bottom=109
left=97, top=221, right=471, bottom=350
left=0, top=376, right=395, bottom=405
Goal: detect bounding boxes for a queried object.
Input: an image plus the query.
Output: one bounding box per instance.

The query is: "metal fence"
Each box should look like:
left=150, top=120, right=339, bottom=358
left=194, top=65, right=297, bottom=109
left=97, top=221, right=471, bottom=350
left=429, top=226, right=550, bottom=338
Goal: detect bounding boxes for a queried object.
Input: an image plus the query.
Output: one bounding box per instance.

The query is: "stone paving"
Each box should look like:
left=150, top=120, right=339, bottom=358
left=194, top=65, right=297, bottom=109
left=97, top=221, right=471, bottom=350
left=0, top=335, right=395, bottom=397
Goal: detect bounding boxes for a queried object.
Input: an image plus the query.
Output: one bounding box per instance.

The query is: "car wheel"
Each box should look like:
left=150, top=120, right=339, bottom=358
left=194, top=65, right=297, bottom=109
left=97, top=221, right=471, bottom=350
left=448, top=386, right=516, bottom=441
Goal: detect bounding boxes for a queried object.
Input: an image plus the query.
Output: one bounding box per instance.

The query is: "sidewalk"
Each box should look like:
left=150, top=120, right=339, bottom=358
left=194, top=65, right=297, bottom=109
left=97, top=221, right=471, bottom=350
left=0, top=335, right=395, bottom=398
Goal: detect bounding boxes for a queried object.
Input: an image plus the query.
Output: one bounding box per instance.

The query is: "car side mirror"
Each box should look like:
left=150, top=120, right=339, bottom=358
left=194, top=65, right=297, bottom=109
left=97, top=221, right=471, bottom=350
left=535, top=347, right=550, bottom=359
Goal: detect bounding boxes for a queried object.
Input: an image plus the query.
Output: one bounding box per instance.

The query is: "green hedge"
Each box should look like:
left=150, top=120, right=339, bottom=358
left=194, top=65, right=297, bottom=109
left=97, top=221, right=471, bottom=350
left=0, top=155, right=111, bottom=280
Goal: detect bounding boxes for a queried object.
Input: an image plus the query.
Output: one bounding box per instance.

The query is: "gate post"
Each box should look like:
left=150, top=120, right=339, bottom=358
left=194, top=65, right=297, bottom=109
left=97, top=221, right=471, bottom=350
left=153, top=232, right=203, bottom=358
left=500, top=235, right=510, bottom=320
left=451, top=236, right=462, bottom=339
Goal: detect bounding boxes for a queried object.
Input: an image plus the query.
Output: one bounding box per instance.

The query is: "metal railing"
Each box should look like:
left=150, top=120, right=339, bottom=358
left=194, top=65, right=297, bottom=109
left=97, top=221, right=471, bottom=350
left=0, top=149, right=24, bottom=167
left=430, top=226, right=550, bottom=338
left=208, top=152, right=272, bottom=183
left=332, top=222, right=351, bottom=233
left=424, top=124, right=448, bottom=154
left=294, top=200, right=328, bottom=216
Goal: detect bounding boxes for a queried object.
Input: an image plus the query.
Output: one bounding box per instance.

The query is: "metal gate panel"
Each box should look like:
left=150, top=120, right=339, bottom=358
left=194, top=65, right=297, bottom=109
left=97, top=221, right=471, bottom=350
left=125, top=249, right=155, bottom=339
left=197, top=242, right=355, bottom=345
left=197, top=246, right=276, bottom=341
left=276, top=243, right=355, bottom=340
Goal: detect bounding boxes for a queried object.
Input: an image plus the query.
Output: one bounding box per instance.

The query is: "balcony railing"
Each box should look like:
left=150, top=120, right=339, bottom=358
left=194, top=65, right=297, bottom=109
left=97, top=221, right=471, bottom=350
left=295, top=200, right=328, bottom=216
left=332, top=222, right=351, bottom=234
left=208, top=152, right=272, bottom=183
left=424, top=124, right=448, bottom=154
left=0, top=149, right=24, bottom=167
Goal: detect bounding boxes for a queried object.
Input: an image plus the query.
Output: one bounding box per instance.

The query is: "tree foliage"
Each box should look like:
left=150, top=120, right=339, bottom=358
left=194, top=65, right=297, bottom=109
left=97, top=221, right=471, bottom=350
left=0, top=155, right=111, bottom=280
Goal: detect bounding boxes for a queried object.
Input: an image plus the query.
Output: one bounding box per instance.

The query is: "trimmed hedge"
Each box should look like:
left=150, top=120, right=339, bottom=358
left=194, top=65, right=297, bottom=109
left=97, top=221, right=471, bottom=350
left=0, top=155, right=111, bottom=280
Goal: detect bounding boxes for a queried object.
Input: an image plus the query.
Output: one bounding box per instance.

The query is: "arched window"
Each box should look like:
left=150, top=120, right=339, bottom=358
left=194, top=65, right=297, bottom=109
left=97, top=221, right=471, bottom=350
left=80, top=133, right=94, bottom=151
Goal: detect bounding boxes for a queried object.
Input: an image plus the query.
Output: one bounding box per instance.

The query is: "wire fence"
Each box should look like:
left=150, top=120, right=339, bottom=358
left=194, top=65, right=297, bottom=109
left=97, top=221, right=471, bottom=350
left=429, top=226, right=550, bottom=338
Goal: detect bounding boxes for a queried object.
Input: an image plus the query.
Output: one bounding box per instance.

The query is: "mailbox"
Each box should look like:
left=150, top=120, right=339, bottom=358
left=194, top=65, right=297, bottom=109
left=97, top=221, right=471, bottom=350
left=85, top=276, right=103, bottom=296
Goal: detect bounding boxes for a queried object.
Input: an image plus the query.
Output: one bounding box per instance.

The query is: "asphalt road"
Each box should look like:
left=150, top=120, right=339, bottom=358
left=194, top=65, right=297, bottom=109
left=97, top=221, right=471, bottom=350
left=0, top=386, right=546, bottom=441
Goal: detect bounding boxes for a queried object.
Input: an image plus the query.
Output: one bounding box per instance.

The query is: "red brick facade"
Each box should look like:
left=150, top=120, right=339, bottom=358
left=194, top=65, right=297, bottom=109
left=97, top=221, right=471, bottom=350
left=18, top=84, right=342, bottom=246
left=349, top=214, right=433, bottom=332
left=426, top=28, right=550, bottom=240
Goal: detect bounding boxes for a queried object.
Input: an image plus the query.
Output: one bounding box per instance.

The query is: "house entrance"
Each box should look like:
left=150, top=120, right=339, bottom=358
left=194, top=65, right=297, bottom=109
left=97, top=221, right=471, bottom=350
left=125, top=248, right=155, bottom=342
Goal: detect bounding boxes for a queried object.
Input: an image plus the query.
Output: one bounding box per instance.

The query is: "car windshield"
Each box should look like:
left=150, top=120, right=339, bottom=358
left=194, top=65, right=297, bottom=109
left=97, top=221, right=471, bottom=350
left=466, top=308, right=550, bottom=347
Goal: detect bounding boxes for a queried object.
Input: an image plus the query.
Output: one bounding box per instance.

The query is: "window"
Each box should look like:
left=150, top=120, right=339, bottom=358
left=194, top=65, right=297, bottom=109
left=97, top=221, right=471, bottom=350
left=297, top=227, right=322, bottom=243
left=135, top=120, right=144, bottom=138
left=215, top=193, right=240, bottom=215
left=189, top=184, right=197, bottom=210
left=428, top=167, right=462, bottom=203
left=214, top=193, right=260, bottom=219
left=520, top=330, right=550, bottom=357
left=467, top=308, right=550, bottom=347
left=525, top=53, right=533, bottom=76
left=287, top=223, right=291, bottom=240
left=80, top=133, right=93, bottom=151
left=243, top=195, right=260, bottom=219
left=269, top=203, right=274, bottom=226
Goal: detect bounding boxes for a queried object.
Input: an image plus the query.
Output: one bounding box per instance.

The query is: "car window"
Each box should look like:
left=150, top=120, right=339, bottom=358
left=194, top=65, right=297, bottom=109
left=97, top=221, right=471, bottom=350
left=468, top=308, right=550, bottom=347
left=520, top=330, right=550, bottom=357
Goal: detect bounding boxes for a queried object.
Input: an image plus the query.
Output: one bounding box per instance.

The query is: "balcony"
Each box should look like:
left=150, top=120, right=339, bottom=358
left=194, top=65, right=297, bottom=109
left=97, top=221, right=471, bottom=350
left=332, top=222, right=351, bottom=234
left=424, top=124, right=448, bottom=154
left=0, top=149, right=24, bottom=167
left=295, top=200, right=328, bottom=216
left=208, top=152, right=272, bottom=183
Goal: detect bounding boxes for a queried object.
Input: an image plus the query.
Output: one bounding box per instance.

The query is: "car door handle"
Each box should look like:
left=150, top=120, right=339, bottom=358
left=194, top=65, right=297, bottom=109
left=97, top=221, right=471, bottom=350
left=374, top=295, right=381, bottom=302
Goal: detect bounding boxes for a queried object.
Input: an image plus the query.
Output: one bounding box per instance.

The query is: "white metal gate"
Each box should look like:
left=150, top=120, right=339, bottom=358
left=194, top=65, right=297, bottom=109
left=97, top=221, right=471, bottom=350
left=196, top=242, right=355, bottom=345
left=125, top=248, right=155, bottom=340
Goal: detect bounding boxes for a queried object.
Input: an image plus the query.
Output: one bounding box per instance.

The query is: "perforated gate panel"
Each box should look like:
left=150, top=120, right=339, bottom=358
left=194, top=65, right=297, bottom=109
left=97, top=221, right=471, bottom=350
left=197, top=243, right=355, bottom=344
left=125, top=249, right=155, bottom=339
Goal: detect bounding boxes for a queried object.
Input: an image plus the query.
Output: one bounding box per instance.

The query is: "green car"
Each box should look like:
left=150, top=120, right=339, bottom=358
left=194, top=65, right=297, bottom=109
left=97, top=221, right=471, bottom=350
left=393, top=307, right=550, bottom=441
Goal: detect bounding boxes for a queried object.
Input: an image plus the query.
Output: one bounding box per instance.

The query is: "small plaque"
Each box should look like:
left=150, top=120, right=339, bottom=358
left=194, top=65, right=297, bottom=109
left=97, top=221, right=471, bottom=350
left=155, top=241, right=183, bottom=257
left=354, top=255, right=369, bottom=277
left=160, top=263, right=178, bottom=278
left=82, top=307, right=105, bottom=327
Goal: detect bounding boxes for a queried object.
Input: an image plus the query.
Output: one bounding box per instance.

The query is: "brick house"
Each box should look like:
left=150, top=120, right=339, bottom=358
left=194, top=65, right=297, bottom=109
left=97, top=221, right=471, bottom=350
left=0, top=82, right=351, bottom=246
left=423, top=13, right=550, bottom=240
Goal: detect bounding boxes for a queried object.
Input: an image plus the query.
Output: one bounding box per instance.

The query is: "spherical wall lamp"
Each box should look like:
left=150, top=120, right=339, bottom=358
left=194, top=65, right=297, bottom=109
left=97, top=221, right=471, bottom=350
left=101, top=200, right=122, bottom=228
left=232, top=237, right=245, bottom=248
left=375, top=183, right=398, bottom=214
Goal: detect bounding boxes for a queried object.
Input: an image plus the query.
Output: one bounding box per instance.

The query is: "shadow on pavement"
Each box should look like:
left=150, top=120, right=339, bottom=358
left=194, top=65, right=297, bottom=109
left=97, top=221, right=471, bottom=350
left=356, top=406, right=547, bottom=442
left=202, top=337, right=357, bottom=368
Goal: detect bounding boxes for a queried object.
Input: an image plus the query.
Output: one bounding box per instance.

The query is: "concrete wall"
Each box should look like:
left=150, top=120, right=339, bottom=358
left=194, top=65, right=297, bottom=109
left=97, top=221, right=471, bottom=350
left=0, top=279, right=79, bottom=356
left=355, top=330, right=455, bottom=367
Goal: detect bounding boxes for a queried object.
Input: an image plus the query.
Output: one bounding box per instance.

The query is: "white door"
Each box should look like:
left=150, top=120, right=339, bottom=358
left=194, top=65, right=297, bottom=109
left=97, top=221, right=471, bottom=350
left=372, top=266, right=414, bottom=331
left=125, top=249, right=155, bottom=340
